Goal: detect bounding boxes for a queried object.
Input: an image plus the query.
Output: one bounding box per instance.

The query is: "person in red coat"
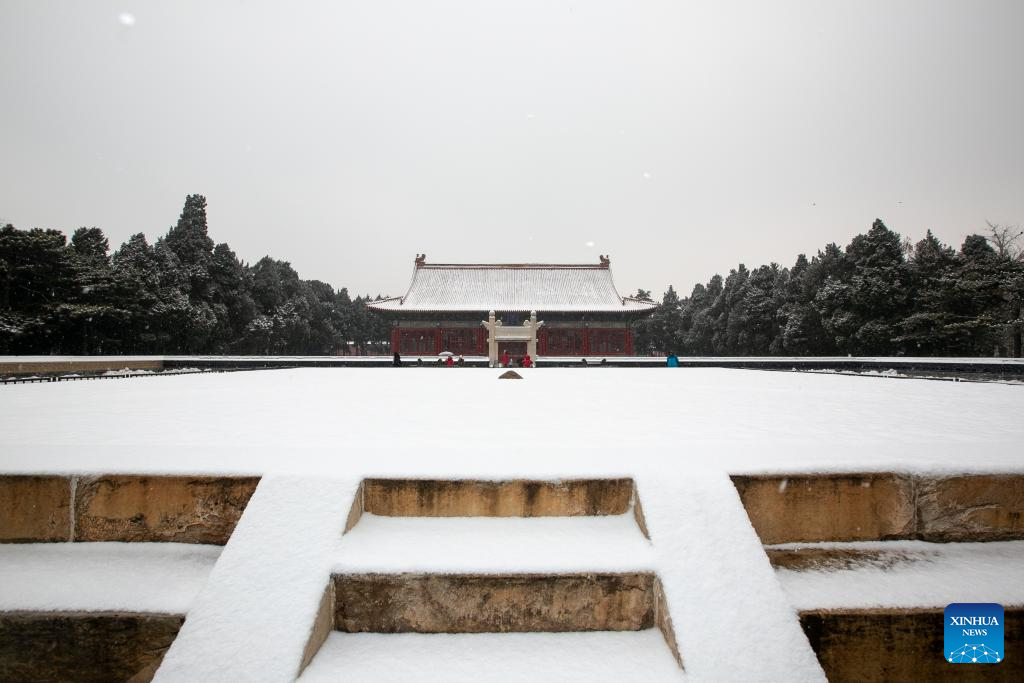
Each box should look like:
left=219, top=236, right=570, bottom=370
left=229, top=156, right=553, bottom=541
left=445, top=355, right=454, bottom=367
left=500, top=351, right=511, bottom=367
left=521, top=354, right=533, bottom=368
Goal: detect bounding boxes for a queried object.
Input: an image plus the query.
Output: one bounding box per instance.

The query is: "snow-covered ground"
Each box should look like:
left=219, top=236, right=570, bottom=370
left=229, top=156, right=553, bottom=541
left=1, top=367, right=1022, bottom=476
left=1, top=368, right=1021, bottom=682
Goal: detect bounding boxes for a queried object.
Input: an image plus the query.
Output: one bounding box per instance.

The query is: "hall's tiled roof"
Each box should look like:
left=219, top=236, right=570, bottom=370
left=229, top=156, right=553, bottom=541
left=367, top=257, right=657, bottom=313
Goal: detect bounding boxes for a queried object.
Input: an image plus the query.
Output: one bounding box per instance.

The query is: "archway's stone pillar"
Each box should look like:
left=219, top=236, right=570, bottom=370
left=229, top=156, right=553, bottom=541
left=526, top=311, right=542, bottom=359
left=482, top=311, right=500, bottom=367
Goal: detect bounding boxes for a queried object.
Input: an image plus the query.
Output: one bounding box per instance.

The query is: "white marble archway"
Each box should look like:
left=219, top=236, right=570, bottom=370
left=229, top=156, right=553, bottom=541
left=482, top=310, right=544, bottom=367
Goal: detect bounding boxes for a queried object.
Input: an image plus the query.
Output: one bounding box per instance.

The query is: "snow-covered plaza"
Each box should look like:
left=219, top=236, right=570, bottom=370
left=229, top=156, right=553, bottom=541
left=3, top=367, right=1022, bottom=476
left=1, top=368, right=1022, bottom=682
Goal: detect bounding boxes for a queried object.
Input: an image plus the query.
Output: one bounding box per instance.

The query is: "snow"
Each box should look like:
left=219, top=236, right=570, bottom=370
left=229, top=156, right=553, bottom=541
left=2, top=367, right=1021, bottom=682
left=1, top=368, right=1022, bottom=476
left=333, top=513, right=654, bottom=574
left=364, top=264, right=656, bottom=313
left=325, top=474, right=824, bottom=681
left=0, top=542, right=220, bottom=613
left=299, top=631, right=685, bottom=682
left=153, top=475, right=360, bottom=683
left=773, top=541, right=1024, bottom=610
left=637, top=470, right=825, bottom=682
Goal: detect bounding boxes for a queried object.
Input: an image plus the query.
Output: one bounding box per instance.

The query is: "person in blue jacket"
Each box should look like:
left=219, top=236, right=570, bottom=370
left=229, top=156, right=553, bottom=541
left=666, top=353, right=679, bottom=367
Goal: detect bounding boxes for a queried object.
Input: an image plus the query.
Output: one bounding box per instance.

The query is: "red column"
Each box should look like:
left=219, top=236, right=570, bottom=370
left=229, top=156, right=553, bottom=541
left=582, top=328, right=590, bottom=355
left=538, top=328, right=547, bottom=356
left=477, top=328, right=487, bottom=355
left=625, top=328, right=634, bottom=355
left=435, top=328, right=442, bottom=355
left=391, top=328, right=400, bottom=354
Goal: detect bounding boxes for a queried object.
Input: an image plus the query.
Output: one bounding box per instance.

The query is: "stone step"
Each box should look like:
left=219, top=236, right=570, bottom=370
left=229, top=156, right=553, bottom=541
left=769, top=540, right=1024, bottom=682
left=355, top=477, right=638, bottom=518
left=320, top=478, right=683, bottom=673
left=0, top=542, right=221, bottom=682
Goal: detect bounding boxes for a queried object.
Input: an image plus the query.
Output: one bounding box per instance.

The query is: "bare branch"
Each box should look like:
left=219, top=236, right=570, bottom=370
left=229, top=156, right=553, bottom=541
left=985, top=221, right=1024, bottom=261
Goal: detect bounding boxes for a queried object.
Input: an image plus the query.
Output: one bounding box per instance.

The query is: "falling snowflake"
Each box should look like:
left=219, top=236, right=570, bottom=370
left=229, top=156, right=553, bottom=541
left=118, top=13, right=136, bottom=27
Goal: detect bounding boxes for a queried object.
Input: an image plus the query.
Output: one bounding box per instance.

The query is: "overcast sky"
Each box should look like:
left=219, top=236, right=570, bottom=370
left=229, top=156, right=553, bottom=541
left=2, top=1, right=1022, bottom=298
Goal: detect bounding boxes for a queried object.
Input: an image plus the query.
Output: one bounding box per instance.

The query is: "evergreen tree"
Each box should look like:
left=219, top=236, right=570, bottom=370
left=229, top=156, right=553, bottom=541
left=635, top=286, right=681, bottom=354
left=3, top=201, right=1020, bottom=358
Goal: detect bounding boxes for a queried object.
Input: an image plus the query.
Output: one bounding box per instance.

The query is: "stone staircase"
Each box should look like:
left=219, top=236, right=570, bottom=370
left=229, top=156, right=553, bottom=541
left=2, top=471, right=1023, bottom=681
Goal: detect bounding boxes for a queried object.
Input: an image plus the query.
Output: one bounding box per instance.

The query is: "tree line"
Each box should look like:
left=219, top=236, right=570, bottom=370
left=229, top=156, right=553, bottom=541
left=0, top=195, right=390, bottom=355
left=634, top=219, right=1024, bottom=357
left=2, top=199, right=1021, bottom=358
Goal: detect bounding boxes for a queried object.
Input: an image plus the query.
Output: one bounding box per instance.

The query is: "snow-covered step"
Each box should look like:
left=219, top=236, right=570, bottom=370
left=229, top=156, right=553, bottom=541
left=298, top=631, right=686, bottom=682
left=0, top=542, right=221, bottom=682
left=334, top=513, right=654, bottom=574
left=770, top=540, right=1024, bottom=610
left=0, top=542, right=221, bottom=613
left=324, top=481, right=682, bottom=674
left=771, top=540, right=1024, bottom=681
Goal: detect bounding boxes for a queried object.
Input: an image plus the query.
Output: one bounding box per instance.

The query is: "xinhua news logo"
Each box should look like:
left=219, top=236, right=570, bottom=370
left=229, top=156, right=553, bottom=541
left=945, top=603, right=1004, bottom=664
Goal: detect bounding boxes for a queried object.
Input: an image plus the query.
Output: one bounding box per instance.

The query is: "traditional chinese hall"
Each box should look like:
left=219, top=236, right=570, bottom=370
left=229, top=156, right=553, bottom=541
left=368, top=255, right=658, bottom=361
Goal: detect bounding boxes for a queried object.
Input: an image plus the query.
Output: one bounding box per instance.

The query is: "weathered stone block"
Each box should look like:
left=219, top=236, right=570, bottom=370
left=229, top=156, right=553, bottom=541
left=801, top=607, right=1022, bottom=682
left=0, top=475, right=71, bottom=542
left=0, top=611, right=183, bottom=683
left=917, top=475, right=1024, bottom=542
left=75, top=475, right=259, bottom=543
left=732, top=474, right=916, bottom=544
left=334, top=572, right=655, bottom=633
left=362, top=478, right=633, bottom=517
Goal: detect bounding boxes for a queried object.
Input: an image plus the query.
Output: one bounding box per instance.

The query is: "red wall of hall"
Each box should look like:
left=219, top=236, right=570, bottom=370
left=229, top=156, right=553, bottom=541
left=392, top=326, right=634, bottom=356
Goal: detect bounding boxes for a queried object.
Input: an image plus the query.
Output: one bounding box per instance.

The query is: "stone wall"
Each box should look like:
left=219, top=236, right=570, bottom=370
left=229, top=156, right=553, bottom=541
left=0, top=475, right=259, bottom=544
left=732, top=473, right=1024, bottom=543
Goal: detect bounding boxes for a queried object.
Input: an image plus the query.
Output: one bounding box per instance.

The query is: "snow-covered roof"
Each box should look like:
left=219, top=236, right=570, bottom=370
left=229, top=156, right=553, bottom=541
left=367, top=257, right=658, bottom=313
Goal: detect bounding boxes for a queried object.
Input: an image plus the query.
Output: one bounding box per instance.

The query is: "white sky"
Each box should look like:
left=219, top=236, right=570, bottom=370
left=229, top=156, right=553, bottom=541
left=1, top=1, right=1022, bottom=298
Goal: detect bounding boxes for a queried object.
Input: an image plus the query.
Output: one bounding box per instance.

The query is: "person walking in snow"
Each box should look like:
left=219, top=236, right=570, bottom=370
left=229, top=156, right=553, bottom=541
left=457, top=355, right=465, bottom=367
left=445, top=355, right=455, bottom=367
left=521, top=354, right=533, bottom=368
left=500, top=350, right=510, bottom=368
